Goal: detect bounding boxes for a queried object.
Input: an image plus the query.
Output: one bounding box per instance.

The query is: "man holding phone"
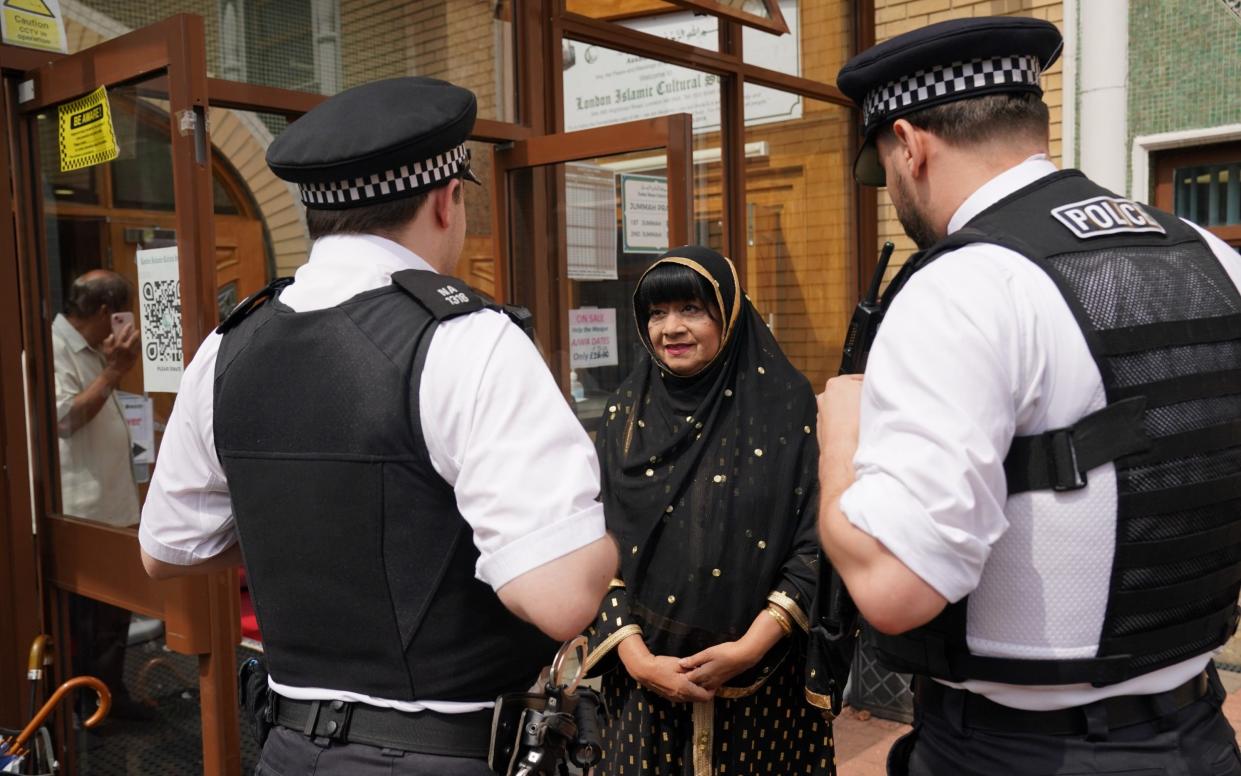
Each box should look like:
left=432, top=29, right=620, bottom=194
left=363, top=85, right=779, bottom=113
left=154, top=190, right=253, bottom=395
left=51, top=268, right=150, bottom=720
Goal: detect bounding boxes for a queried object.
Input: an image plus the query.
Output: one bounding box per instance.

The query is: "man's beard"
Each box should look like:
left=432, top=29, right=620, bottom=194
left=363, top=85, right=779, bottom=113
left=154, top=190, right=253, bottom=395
left=891, top=173, right=939, bottom=250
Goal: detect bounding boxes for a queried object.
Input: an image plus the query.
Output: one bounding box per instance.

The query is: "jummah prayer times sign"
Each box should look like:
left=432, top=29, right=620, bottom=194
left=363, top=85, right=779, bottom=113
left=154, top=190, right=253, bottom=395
left=569, top=308, right=619, bottom=369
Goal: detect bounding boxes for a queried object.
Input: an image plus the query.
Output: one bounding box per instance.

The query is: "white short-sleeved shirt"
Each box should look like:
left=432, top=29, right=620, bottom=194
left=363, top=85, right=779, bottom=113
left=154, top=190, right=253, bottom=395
left=840, top=156, right=1241, bottom=711
left=139, top=234, right=607, bottom=711
left=52, top=314, right=140, bottom=527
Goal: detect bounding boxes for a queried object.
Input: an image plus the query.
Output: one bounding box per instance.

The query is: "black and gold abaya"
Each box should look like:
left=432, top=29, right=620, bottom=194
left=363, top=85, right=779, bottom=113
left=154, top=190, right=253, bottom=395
left=585, top=247, right=835, bottom=776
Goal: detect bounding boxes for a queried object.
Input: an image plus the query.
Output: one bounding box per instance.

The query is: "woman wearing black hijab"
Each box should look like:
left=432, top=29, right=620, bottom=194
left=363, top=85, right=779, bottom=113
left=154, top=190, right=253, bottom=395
left=584, top=246, right=835, bottom=776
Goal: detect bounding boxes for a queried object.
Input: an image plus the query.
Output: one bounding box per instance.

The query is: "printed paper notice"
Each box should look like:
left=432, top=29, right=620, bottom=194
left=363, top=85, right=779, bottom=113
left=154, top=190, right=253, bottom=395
left=621, top=174, right=668, bottom=254
left=57, top=85, right=119, bottom=171
left=117, top=391, right=155, bottom=464
left=1, top=0, right=66, bottom=53
left=569, top=308, right=619, bottom=369
left=136, top=247, right=184, bottom=393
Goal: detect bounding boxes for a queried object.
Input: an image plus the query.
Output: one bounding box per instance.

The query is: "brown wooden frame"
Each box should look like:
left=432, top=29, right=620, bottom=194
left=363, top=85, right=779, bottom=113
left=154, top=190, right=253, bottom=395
left=493, top=113, right=694, bottom=365
left=8, top=15, right=242, bottom=775
left=667, top=0, right=790, bottom=36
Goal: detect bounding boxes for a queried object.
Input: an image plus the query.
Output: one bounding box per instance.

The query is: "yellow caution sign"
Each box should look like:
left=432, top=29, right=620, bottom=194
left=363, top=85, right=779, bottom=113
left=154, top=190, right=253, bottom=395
left=0, top=0, right=66, bottom=53
left=58, top=87, right=120, bottom=172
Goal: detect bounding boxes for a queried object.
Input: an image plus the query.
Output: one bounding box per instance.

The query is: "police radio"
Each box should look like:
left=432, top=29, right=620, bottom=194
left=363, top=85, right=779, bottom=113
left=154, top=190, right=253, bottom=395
left=489, top=637, right=606, bottom=776
left=839, top=241, right=895, bottom=376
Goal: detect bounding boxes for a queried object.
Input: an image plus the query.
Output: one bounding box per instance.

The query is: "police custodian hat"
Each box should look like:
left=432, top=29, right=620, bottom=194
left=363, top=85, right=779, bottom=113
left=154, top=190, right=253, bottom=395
left=266, top=77, right=482, bottom=210
left=837, top=16, right=1062, bottom=186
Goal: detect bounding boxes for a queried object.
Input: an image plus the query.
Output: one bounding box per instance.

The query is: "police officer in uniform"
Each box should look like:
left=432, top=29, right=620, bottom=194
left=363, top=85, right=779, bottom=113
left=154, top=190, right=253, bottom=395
left=817, top=17, right=1241, bottom=775
left=139, top=77, right=618, bottom=775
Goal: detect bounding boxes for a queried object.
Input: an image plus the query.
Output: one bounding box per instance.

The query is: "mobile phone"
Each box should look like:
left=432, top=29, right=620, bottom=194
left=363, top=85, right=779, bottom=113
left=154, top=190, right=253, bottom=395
left=111, top=311, right=134, bottom=337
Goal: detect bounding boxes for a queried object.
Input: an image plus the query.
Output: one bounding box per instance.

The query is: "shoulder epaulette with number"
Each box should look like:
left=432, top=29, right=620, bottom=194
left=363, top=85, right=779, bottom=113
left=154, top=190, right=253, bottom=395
left=390, top=269, right=486, bottom=321
left=217, top=277, right=294, bottom=334
left=391, top=269, right=538, bottom=342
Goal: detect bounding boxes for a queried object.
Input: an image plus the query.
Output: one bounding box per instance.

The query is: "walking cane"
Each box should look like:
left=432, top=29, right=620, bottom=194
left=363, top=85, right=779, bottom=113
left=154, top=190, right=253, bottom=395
left=0, top=676, right=111, bottom=761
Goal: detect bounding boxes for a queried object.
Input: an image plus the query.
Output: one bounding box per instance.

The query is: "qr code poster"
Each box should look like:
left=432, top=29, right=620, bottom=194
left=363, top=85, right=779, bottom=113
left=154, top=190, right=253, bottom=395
left=136, top=247, right=184, bottom=393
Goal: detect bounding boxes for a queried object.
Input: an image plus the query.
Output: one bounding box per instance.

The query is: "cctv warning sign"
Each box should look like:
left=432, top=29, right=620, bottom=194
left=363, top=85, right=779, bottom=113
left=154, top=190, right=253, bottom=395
left=1, top=0, right=67, bottom=53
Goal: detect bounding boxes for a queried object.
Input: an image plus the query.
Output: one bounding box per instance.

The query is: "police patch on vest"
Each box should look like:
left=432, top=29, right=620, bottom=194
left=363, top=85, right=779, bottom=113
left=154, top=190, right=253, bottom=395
left=1050, top=196, right=1167, bottom=239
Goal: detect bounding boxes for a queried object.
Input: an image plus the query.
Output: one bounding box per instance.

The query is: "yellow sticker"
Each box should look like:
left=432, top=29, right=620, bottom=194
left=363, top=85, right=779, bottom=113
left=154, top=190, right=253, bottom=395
left=58, top=86, right=120, bottom=172
left=0, top=0, right=66, bottom=54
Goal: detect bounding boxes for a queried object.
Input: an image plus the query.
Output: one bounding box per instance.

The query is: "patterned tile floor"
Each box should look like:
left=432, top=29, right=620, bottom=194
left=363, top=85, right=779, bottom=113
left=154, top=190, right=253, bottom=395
left=833, top=669, right=1241, bottom=775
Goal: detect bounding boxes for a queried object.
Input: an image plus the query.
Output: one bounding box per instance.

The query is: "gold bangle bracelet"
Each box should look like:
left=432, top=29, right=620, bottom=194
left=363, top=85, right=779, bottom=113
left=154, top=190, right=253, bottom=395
left=765, top=604, right=793, bottom=636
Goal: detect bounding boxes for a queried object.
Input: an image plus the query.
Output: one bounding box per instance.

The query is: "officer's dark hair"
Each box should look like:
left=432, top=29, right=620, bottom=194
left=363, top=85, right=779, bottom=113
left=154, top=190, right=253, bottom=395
left=635, top=263, right=721, bottom=327
left=882, top=92, right=1050, bottom=148
left=64, top=271, right=131, bottom=318
left=306, top=177, right=464, bottom=240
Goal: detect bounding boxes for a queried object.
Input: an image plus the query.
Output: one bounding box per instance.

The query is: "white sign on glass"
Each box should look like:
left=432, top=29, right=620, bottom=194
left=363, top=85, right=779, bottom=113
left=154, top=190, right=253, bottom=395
left=620, top=174, right=668, bottom=254
left=117, top=391, right=154, bottom=464
left=569, top=307, right=619, bottom=369
left=135, top=247, right=184, bottom=393
left=563, top=0, right=801, bottom=133
left=566, top=163, right=619, bottom=281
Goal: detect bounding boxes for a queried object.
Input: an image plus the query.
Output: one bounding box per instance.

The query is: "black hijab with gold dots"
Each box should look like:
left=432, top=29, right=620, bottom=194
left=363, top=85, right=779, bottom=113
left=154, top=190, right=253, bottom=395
left=597, top=245, right=820, bottom=658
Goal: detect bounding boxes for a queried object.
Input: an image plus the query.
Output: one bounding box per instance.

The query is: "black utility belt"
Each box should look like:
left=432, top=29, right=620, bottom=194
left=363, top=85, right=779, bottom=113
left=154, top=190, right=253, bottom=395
left=915, top=669, right=1212, bottom=736
left=272, top=695, right=493, bottom=758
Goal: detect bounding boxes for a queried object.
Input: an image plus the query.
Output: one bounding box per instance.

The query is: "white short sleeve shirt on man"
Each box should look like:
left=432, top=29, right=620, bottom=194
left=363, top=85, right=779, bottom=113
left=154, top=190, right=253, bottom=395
left=139, top=234, right=607, bottom=711
left=51, top=313, right=140, bottom=527
left=840, top=155, right=1241, bottom=711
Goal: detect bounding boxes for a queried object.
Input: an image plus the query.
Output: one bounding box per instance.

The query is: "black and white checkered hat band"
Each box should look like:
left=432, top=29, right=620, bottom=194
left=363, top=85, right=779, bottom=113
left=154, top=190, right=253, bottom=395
left=297, top=143, right=470, bottom=206
left=862, top=54, right=1041, bottom=129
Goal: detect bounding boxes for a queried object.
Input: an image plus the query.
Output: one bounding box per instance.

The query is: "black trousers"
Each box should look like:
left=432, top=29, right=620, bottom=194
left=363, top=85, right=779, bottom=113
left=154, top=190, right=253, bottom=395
left=255, top=726, right=494, bottom=776
left=889, top=665, right=1241, bottom=776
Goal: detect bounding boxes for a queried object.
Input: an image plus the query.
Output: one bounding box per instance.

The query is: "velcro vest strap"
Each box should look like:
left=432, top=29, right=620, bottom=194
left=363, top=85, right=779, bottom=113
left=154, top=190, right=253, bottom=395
left=1109, top=564, right=1241, bottom=615
left=1095, top=314, right=1241, bottom=355
left=1101, top=602, right=1240, bottom=660
left=1119, top=472, right=1241, bottom=517
left=1004, top=396, right=1150, bottom=495
left=1115, top=515, right=1241, bottom=568
left=1112, top=368, right=1241, bottom=408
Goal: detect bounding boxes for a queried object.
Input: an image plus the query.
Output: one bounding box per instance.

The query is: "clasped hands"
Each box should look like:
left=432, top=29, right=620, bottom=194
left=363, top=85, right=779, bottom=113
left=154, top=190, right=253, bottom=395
left=618, top=634, right=762, bottom=704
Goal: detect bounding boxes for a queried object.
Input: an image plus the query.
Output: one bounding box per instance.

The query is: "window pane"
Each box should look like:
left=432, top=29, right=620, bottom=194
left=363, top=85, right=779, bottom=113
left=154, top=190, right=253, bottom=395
left=563, top=40, right=723, bottom=253
left=67, top=1, right=517, bottom=121
left=745, top=93, right=855, bottom=390
left=743, top=0, right=851, bottom=85
left=36, top=79, right=205, bottom=775
left=1174, top=163, right=1241, bottom=227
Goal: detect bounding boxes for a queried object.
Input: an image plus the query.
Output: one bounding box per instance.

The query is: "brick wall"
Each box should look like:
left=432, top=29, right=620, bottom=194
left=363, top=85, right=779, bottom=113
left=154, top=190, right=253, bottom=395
left=872, top=0, right=1065, bottom=273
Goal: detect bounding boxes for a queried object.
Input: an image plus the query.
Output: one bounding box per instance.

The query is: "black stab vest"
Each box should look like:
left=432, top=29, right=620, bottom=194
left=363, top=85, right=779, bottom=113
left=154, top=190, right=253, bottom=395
left=870, top=170, right=1241, bottom=687
left=213, top=270, right=555, bottom=701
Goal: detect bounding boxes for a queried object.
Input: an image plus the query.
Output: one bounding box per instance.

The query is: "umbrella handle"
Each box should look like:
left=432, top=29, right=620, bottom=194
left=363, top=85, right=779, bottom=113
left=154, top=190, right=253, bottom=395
left=26, top=634, right=53, bottom=678
left=7, top=676, right=111, bottom=756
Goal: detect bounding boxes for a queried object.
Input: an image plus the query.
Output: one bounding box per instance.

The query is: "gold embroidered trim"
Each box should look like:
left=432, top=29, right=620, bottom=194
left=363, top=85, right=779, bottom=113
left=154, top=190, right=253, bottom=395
left=716, top=650, right=788, bottom=699
left=692, top=698, right=714, bottom=776
left=583, top=624, right=642, bottom=673
left=804, top=686, right=836, bottom=719
left=765, top=604, right=793, bottom=636
left=767, top=591, right=810, bottom=633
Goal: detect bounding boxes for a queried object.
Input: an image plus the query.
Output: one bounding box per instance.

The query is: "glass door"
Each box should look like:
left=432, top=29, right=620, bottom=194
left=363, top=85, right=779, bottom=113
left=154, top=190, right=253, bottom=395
left=495, top=114, right=694, bottom=433
left=15, top=15, right=243, bottom=776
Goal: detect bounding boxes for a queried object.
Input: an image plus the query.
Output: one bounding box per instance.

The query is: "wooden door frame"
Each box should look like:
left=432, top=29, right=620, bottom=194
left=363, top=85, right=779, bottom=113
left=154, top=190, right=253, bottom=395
left=6, top=15, right=242, bottom=775
left=493, top=113, right=693, bottom=378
